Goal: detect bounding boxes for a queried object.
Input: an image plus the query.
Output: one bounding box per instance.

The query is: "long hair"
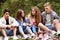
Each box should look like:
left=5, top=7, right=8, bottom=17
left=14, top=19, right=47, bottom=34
left=29, top=6, right=41, bottom=26
left=16, top=9, right=25, bottom=21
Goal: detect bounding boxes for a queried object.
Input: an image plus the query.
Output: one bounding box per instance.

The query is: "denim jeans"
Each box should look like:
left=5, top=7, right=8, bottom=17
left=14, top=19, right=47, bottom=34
left=19, top=25, right=33, bottom=34
left=45, top=24, right=56, bottom=31
left=6, top=29, right=13, bottom=36
left=31, top=25, right=38, bottom=33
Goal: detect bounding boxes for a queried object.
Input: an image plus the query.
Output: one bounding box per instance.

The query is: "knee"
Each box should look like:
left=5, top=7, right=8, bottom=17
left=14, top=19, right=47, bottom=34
left=1, top=28, right=6, bottom=32
left=12, top=26, right=17, bottom=30
left=38, top=23, right=43, bottom=27
left=12, top=26, right=17, bottom=28
left=12, top=27, right=17, bottom=29
left=53, top=19, right=58, bottom=23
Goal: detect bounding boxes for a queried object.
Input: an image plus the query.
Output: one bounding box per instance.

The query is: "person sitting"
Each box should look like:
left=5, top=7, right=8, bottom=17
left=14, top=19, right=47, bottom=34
left=41, top=2, right=60, bottom=35
left=0, top=9, right=19, bottom=40
left=28, top=6, right=41, bottom=35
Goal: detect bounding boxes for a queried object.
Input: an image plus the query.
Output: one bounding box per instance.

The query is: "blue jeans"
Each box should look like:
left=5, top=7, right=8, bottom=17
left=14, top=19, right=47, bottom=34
left=6, top=29, right=13, bottom=36
left=45, top=25, right=56, bottom=31
left=19, top=26, right=32, bottom=34
left=31, top=25, right=38, bottom=33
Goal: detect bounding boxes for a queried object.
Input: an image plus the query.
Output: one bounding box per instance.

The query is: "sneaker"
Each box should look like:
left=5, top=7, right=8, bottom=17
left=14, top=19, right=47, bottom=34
left=57, top=31, right=60, bottom=36
left=23, top=35, right=29, bottom=39
left=27, top=34, right=31, bottom=38
left=13, top=36, right=18, bottom=40
left=51, top=31, right=57, bottom=37
left=51, top=31, right=56, bottom=35
left=31, top=33, right=35, bottom=37
left=4, top=37, right=8, bottom=40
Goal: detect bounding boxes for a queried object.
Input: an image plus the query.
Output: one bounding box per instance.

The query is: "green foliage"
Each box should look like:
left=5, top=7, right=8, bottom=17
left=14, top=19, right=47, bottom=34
left=0, top=0, right=60, bottom=17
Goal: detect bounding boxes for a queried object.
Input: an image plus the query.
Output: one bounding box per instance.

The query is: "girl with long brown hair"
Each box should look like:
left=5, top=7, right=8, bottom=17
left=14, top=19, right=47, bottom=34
left=28, top=6, right=42, bottom=34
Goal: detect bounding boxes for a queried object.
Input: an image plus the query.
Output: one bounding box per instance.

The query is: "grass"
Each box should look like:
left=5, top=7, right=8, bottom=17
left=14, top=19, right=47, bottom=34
left=9, top=38, right=31, bottom=40
left=9, top=37, right=60, bottom=40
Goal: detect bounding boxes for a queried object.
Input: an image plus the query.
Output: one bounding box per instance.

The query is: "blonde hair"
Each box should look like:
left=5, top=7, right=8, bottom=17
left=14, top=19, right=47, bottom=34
left=43, top=2, right=51, bottom=7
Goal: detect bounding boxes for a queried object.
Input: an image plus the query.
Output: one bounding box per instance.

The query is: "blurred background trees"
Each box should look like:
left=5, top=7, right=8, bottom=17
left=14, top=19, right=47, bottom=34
left=0, top=0, right=60, bottom=17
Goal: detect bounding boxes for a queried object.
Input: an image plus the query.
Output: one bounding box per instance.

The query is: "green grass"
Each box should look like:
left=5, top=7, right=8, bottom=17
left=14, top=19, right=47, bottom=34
left=9, top=38, right=31, bottom=40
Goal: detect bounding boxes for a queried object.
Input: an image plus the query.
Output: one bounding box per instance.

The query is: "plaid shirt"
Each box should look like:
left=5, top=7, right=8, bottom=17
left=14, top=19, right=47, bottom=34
left=41, top=10, right=58, bottom=25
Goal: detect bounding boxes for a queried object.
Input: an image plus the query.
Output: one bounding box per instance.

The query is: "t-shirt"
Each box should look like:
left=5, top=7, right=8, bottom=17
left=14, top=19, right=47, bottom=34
left=6, top=19, right=9, bottom=25
left=46, top=14, right=51, bottom=25
left=5, top=19, right=10, bottom=29
left=41, top=10, right=58, bottom=25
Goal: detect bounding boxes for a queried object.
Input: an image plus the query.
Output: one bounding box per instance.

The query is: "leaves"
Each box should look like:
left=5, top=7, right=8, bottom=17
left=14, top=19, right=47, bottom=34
left=0, top=0, right=60, bottom=17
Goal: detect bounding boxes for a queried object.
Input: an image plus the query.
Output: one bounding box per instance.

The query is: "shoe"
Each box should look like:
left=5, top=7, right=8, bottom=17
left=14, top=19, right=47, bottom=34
left=51, top=31, right=56, bottom=35
left=31, top=33, right=35, bottom=37
left=4, top=37, right=8, bottom=40
left=51, top=31, right=57, bottom=37
left=57, top=31, right=60, bottom=36
left=13, top=36, right=18, bottom=40
left=23, top=35, right=29, bottom=39
left=27, top=34, right=31, bottom=38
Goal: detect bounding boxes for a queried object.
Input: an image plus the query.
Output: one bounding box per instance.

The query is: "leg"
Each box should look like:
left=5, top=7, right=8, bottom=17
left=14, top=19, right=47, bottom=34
left=19, top=26, right=26, bottom=36
left=1, top=28, right=8, bottom=40
left=31, top=25, right=37, bottom=33
left=46, top=25, right=56, bottom=31
left=53, top=19, right=60, bottom=35
left=11, top=26, right=18, bottom=39
left=38, top=23, right=52, bottom=32
left=13, top=27, right=17, bottom=36
left=19, top=26, right=28, bottom=39
left=1, top=28, right=7, bottom=37
left=26, top=26, right=35, bottom=36
left=53, top=19, right=60, bottom=31
left=38, top=23, right=57, bottom=37
left=26, top=26, right=33, bottom=34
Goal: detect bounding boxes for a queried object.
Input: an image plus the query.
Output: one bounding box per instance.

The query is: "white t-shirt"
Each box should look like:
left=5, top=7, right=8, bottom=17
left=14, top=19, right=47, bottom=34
left=46, top=14, right=51, bottom=25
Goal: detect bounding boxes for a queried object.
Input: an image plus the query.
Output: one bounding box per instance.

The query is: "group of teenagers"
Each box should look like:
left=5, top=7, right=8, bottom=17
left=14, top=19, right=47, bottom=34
left=0, top=2, right=60, bottom=40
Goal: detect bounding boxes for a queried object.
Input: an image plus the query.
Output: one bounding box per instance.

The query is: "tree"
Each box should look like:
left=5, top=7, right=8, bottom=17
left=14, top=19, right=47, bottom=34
left=0, top=0, right=60, bottom=17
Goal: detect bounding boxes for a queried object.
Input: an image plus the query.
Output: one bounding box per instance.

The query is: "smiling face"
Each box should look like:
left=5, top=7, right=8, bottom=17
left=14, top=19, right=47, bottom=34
left=4, top=12, right=10, bottom=19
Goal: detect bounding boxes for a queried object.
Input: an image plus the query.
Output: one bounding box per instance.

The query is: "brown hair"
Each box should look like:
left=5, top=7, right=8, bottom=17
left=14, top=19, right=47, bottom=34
left=29, top=6, right=41, bottom=26
left=16, top=9, right=25, bottom=21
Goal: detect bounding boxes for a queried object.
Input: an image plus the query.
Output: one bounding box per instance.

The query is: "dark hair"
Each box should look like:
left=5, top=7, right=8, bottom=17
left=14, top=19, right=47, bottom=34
left=3, top=8, right=10, bottom=14
left=16, top=9, right=25, bottom=21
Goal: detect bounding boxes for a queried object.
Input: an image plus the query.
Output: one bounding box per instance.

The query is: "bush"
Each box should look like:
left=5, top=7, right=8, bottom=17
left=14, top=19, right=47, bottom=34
left=0, top=0, right=60, bottom=17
